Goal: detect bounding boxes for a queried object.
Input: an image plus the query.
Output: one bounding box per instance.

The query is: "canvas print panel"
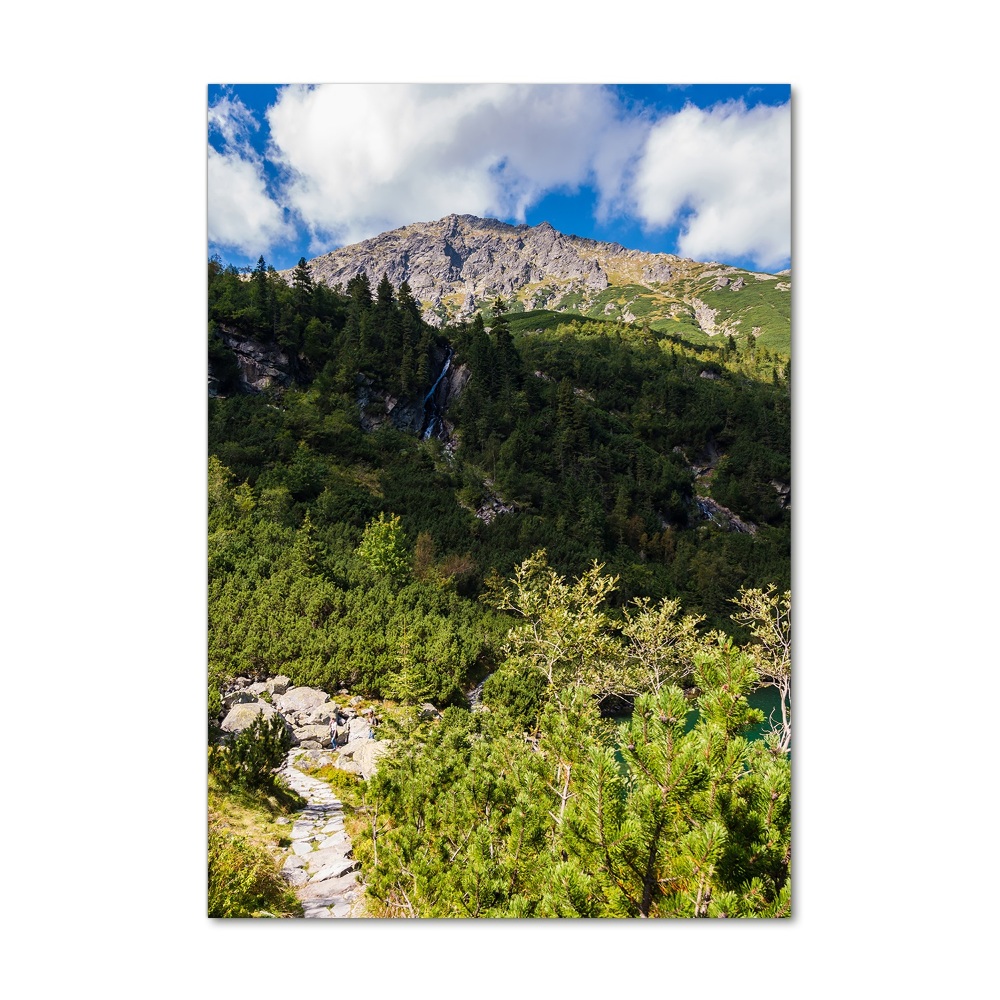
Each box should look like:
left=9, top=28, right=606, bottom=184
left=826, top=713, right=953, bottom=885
left=207, top=83, right=791, bottom=918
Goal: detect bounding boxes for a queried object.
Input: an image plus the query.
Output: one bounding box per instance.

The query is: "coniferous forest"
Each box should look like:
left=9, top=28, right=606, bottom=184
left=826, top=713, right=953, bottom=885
left=208, top=251, right=791, bottom=918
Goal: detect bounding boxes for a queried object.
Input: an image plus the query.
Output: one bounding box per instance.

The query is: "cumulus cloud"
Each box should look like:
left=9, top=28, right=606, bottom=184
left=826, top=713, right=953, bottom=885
left=206, top=85, right=791, bottom=270
left=629, top=100, right=791, bottom=269
left=207, top=93, right=291, bottom=256
left=264, top=83, right=641, bottom=250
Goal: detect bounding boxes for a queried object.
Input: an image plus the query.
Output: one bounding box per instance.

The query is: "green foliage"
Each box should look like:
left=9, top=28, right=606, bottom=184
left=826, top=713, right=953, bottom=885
left=363, top=646, right=789, bottom=917
left=209, top=714, right=292, bottom=792
left=207, top=684, right=222, bottom=728
left=208, top=829, right=300, bottom=917
left=356, top=512, right=411, bottom=584
left=481, top=663, right=549, bottom=731
left=731, top=584, right=791, bottom=752
left=206, top=256, right=792, bottom=917
left=497, top=549, right=620, bottom=693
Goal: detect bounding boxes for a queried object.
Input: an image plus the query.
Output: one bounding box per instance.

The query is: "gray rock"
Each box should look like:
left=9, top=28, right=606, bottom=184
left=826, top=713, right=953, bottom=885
left=355, top=740, right=391, bottom=780
left=317, top=833, right=349, bottom=850
left=348, top=717, right=372, bottom=741
left=337, top=738, right=368, bottom=761
left=303, top=845, right=355, bottom=871
left=215, top=326, right=293, bottom=393
left=282, top=855, right=308, bottom=870
left=291, top=841, right=315, bottom=856
left=309, top=859, right=359, bottom=883
left=276, top=687, right=331, bottom=714
left=220, top=701, right=277, bottom=733
left=221, top=690, right=256, bottom=712
left=294, top=724, right=333, bottom=747
left=297, top=740, right=323, bottom=750
left=281, top=868, right=309, bottom=887
left=298, top=871, right=359, bottom=902
left=304, top=705, right=335, bottom=725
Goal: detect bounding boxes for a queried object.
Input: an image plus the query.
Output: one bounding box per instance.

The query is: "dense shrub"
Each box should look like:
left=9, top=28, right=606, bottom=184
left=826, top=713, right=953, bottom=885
left=482, top=664, right=550, bottom=731
left=209, top=714, right=292, bottom=791
left=208, top=829, right=299, bottom=917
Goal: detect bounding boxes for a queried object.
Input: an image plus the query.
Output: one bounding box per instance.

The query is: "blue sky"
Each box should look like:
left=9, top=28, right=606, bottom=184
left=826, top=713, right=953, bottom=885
left=208, top=84, right=790, bottom=274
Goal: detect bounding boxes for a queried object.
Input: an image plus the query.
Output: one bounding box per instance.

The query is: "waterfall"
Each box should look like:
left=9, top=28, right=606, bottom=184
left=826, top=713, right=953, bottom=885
left=421, top=348, right=453, bottom=440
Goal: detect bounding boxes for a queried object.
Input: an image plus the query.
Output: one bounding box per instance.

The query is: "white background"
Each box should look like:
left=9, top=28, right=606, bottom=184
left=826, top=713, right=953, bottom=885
left=4, top=3, right=996, bottom=997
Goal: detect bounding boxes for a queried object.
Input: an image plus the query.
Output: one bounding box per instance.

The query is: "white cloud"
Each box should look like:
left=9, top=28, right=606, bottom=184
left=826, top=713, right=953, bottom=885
left=264, top=84, right=640, bottom=249
left=629, top=100, right=791, bottom=269
left=206, top=86, right=791, bottom=269
left=207, top=94, right=291, bottom=256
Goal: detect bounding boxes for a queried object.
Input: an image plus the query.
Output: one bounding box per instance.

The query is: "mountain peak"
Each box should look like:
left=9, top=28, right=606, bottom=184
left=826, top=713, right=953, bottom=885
left=298, top=216, right=788, bottom=343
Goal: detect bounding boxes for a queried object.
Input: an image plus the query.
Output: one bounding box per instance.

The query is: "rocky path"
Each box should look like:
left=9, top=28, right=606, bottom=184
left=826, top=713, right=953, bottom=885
left=278, top=749, right=367, bottom=918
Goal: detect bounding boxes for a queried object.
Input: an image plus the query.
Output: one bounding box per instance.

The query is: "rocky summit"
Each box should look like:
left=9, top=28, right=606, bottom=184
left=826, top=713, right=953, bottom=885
left=286, top=214, right=789, bottom=335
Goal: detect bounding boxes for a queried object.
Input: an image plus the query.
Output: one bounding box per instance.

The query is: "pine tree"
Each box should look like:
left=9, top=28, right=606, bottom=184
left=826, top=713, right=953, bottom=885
left=356, top=512, right=411, bottom=584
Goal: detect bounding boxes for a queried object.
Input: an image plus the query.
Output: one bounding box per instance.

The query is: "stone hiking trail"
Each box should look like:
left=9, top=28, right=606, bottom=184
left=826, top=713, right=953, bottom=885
left=278, top=749, right=367, bottom=918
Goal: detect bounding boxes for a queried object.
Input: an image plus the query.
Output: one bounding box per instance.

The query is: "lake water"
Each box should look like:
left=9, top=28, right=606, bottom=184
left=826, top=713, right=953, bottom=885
left=611, top=684, right=787, bottom=747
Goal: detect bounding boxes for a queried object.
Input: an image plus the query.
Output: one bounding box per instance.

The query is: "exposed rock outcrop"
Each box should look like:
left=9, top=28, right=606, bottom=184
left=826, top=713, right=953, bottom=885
left=292, top=215, right=680, bottom=327
left=215, top=680, right=391, bottom=778
left=695, top=496, right=758, bottom=535
left=214, top=325, right=293, bottom=393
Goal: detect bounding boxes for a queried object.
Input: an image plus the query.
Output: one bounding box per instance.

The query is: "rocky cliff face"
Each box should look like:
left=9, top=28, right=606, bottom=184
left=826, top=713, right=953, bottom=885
left=294, top=214, right=686, bottom=326
left=211, top=323, right=293, bottom=394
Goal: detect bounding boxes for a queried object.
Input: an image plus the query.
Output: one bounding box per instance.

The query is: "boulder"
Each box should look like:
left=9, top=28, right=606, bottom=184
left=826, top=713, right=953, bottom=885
left=348, top=716, right=372, bottom=742
left=334, top=758, right=362, bottom=775
left=270, top=675, right=291, bottom=695
left=222, top=690, right=256, bottom=712
left=297, top=740, right=323, bottom=750
left=275, top=686, right=331, bottom=714
left=304, top=705, right=335, bottom=725
left=355, top=740, right=391, bottom=780
left=220, top=701, right=277, bottom=734
left=294, top=724, right=333, bottom=748
left=338, top=738, right=369, bottom=761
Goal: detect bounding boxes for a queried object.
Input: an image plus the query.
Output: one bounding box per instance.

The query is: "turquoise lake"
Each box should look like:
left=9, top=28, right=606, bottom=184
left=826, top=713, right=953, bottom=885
left=611, top=684, right=786, bottom=746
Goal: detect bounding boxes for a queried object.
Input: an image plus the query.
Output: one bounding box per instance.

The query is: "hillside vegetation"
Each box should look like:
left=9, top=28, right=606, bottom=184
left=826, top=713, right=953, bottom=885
left=207, top=242, right=792, bottom=917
